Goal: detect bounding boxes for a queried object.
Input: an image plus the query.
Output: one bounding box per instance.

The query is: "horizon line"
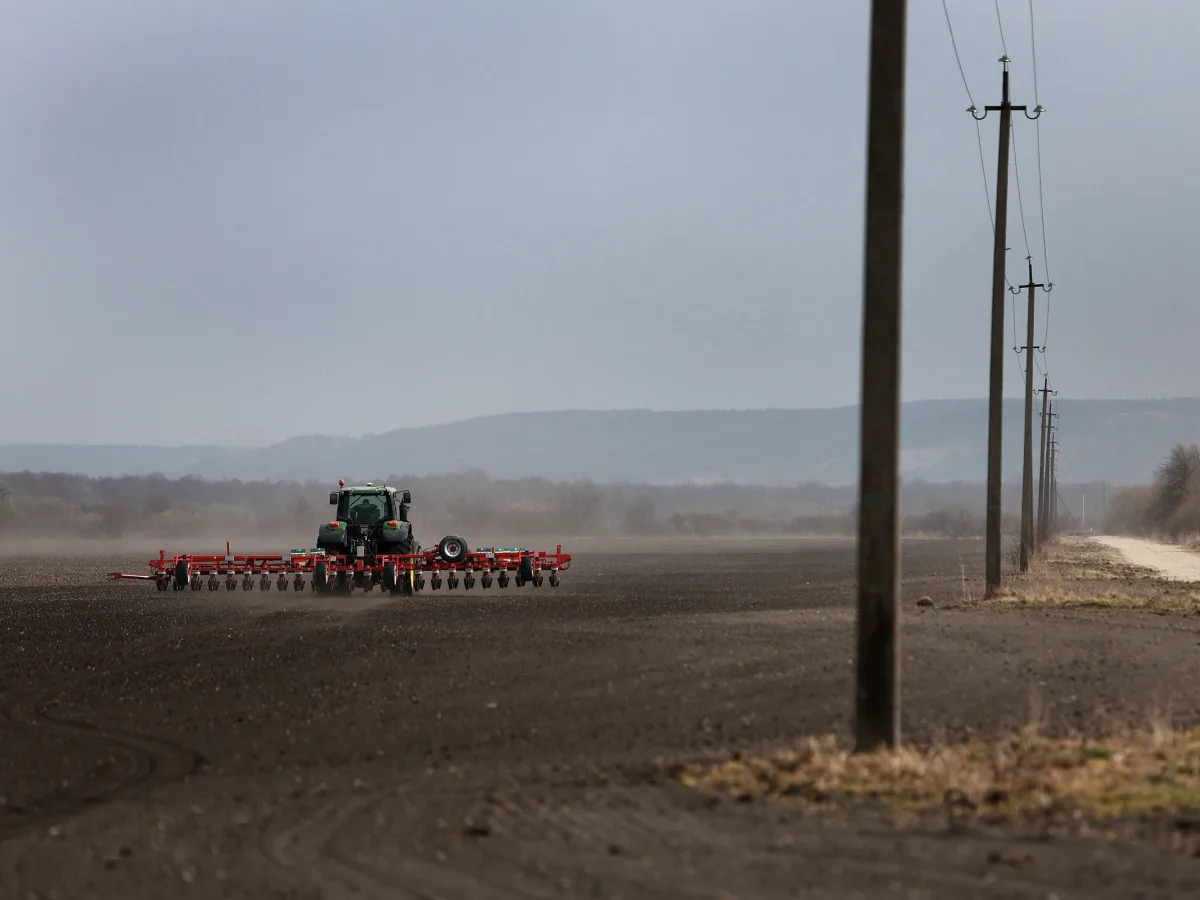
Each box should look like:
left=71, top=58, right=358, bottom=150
left=3, top=395, right=1198, bottom=450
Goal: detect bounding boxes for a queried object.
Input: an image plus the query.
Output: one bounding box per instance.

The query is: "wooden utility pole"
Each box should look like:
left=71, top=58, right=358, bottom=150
left=1016, top=259, right=1046, bottom=571
left=854, top=0, right=907, bottom=753
left=1041, top=403, right=1058, bottom=541
left=1035, top=379, right=1054, bottom=546
left=1046, top=441, right=1056, bottom=540
left=1048, top=435, right=1059, bottom=536
left=1054, top=442, right=1061, bottom=533
left=972, top=58, right=1043, bottom=595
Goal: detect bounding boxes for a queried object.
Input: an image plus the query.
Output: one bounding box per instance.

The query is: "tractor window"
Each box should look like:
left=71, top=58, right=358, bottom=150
left=346, top=494, right=388, bottom=525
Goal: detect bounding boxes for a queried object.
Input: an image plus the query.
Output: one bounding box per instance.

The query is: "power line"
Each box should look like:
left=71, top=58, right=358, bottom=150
left=994, top=0, right=1032, bottom=262
left=1011, top=291, right=1018, bottom=346
left=942, top=0, right=1016, bottom=292
left=1035, top=128, right=1051, bottom=281
left=1035, top=338, right=1048, bottom=378
left=1028, top=0, right=1041, bottom=105
left=1042, top=270, right=1052, bottom=347
left=1029, top=0, right=1053, bottom=315
left=1011, top=124, right=1041, bottom=403
left=1011, top=262, right=1030, bottom=386
left=993, top=0, right=1010, bottom=56
left=940, top=0, right=977, bottom=109
left=974, top=118, right=1016, bottom=292
left=999, top=0, right=1055, bottom=357
left=1012, top=300, right=1023, bottom=381
left=1010, top=128, right=1033, bottom=258
left=973, top=125, right=998, bottom=237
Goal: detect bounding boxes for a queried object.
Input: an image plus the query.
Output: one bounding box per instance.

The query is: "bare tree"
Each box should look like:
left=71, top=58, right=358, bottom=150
left=1152, top=443, right=1200, bottom=528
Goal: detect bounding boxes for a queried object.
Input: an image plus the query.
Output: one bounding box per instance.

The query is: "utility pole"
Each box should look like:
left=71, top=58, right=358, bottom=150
left=1039, top=401, right=1058, bottom=542
left=1045, top=437, right=1053, bottom=537
left=854, top=0, right=907, bottom=753
left=1035, top=379, right=1054, bottom=548
left=1054, top=446, right=1060, bottom=533
left=1015, top=258, right=1046, bottom=571
left=1048, top=435, right=1059, bottom=536
left=972, top=58, right=1042, bottom=595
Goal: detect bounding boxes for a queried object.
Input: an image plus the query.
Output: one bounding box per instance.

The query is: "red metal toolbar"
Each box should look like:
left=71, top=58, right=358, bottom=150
left=109, top=544, right=572, bottom=593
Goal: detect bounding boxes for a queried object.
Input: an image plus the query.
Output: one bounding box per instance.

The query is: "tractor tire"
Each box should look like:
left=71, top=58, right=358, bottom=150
left=382, top=562, right=398, bottom=591
left=389, top=536, right=417, bottom=556
left=438, top=534, right=469, bottom=564
left=173, top=559, right=190, bottom=590
left=314, top=560, right=332, bottom=594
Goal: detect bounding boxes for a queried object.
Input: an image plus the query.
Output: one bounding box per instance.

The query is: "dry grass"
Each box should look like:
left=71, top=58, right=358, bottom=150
left=675, top=725, right=1200, bottom=824
left=957, top=536, right=1200, bottom=615
left=985, top=588, right=1200, bottom=614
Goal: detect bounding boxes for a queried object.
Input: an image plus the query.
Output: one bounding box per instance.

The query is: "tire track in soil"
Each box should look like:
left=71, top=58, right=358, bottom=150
left=448, top=788, right=1077, bottom=899
left=0, top=615, right=332, bottom=840
left=255, top=781, right=1081, bottom=899
left=0, top=697, right=205, bottom=839
left=259, top=793, right=497, bottom=900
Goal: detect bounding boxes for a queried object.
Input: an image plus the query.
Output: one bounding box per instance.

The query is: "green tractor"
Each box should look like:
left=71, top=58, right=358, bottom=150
left=313, top=480, right=468, bottom=594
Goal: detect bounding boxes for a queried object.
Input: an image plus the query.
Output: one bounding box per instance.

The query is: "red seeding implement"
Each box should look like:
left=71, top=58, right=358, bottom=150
left=107, top=480, right=571, bottom=596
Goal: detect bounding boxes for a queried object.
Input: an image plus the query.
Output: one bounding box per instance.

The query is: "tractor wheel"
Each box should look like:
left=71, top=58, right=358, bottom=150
left=438, top=534, right=469, bottom=564
left=314, top=560, right=332, bottom=594
left=518, top=556, right=534, bottom=584
left=173, top=560, right=190, bottom=591
left=382, top=562, right=398, bottom=591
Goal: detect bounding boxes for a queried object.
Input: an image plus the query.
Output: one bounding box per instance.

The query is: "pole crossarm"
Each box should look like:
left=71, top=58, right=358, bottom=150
left=969, top=57, right=1046, bottom=121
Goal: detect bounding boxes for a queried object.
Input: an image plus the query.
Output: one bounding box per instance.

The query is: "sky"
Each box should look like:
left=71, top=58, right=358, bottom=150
left=1, top=0, right=1197, bottom=446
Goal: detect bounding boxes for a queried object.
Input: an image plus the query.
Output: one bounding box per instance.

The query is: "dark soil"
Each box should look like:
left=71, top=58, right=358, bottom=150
left=3, top=538, right=1200, bottom=898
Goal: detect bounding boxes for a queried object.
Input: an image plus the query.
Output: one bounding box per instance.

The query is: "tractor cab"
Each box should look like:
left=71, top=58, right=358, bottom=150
left=317, top=480, right=418, bottom=562
left=329, top=481, right=411, bottom=526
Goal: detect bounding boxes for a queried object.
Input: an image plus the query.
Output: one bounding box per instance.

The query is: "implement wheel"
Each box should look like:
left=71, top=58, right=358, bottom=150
left=437, top=535, right=469, bottom=564
left=390, top=565, right=415, bottom=597
left=516, top=556, right=534, bottom=586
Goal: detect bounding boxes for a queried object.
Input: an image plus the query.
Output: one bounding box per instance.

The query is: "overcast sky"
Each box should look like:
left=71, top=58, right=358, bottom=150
left=1, top=0, right=1196, bottom=445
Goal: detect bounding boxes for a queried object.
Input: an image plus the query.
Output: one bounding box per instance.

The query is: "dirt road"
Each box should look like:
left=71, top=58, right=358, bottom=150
left=4, top=539, right=1200, bottom=898
left=1092, top=534, right=1200, bottom=581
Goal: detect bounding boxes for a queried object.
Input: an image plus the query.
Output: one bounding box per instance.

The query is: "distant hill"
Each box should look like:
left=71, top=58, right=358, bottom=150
left=1, top=399, right=1196, bottom=485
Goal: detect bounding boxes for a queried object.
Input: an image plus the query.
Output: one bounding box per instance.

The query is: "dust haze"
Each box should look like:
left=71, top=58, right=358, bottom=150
left=7, top=2, right=1200, bottom=898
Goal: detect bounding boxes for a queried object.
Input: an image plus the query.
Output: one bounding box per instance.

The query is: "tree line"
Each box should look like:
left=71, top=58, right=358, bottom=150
left=0, top=469, right=1070, bottom=542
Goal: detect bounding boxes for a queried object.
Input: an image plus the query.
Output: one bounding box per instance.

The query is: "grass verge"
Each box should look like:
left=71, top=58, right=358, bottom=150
left=674, top=726, right=1200, bottom=824
left=953, top=537, right=1200, bottom=615
left=985, top=587, right=1200, bottom=614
